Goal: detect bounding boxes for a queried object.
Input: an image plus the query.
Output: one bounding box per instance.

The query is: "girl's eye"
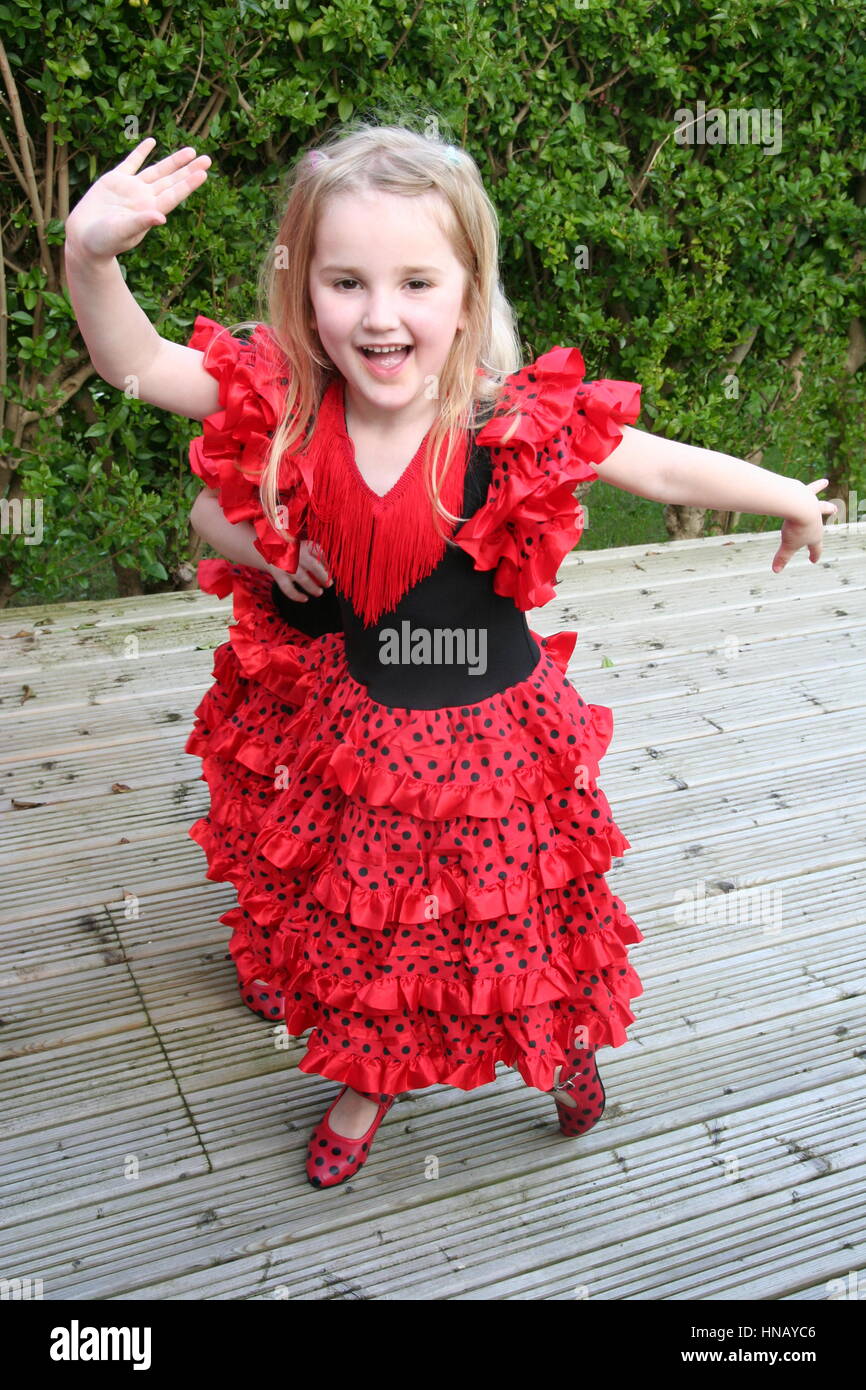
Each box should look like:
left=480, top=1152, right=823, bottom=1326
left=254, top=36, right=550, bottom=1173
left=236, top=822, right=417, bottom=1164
left=332, top=279, right=430, bottom=291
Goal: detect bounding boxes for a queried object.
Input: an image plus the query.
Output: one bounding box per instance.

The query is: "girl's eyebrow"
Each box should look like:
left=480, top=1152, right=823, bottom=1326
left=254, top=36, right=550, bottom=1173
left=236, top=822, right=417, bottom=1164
left=318, top=264, right=441, bottom=276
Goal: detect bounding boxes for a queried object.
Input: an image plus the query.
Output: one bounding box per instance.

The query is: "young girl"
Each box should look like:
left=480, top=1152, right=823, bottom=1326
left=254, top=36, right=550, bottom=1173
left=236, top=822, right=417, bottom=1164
left=64, top=121, right=835, bottom=1192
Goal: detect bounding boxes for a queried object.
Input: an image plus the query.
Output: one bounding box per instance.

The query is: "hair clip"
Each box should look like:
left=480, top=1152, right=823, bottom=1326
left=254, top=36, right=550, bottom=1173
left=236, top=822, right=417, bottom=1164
left=307, top=149, right=329, bottom=169
left=444, top=145, right=463, bottom=165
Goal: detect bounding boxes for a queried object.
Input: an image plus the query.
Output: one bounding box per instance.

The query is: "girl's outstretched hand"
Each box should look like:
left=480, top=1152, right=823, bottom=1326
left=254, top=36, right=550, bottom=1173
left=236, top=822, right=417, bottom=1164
left=65, top=137, right=211, bottom=260
left=269, top=540, right=333, bottom=603
left=771, top=478, right=839, bottom=573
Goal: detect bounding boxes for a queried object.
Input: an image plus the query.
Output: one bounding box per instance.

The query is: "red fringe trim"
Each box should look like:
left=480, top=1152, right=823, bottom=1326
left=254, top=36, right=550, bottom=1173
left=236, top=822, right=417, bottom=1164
left=302, top=378, right=470, bottom=627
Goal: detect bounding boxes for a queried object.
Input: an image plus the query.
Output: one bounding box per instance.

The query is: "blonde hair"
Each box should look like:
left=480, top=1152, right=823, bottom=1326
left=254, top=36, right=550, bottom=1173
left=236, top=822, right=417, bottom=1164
left=210, top=117, right=525, bottom=551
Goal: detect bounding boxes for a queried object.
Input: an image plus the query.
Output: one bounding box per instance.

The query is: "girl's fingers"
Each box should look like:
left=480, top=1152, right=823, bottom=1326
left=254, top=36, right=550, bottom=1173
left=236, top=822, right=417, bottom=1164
left=139, top=145, right=207, bottom=184
left=310, top=559, right=332, bottom=585
left=116, top=136, right=158, bottom=175
left=296, top=574, right=325, bottom=596
left=150, top=166, right=210, bottom=216
left=145, top=152, right=212, bottom=194
left=279, top=579, right=308, bottom=601
left=146, top=162, right=210, bottom=210
left=298, top=543, right=332, bottom=586
left=293, top=560, right=334, bottom=595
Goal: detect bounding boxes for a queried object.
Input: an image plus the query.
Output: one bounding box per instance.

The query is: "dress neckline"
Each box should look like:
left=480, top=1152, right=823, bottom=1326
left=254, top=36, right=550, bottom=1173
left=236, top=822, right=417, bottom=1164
left=330, top=378, right=434, bottom=507
left=306, top=378, right=476, bottom=627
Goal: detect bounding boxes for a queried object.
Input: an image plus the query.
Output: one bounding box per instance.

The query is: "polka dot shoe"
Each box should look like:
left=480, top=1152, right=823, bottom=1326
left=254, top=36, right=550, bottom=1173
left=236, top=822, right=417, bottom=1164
left=305, top=1087, right=396, bottom=1188
left=551, top=1043, right=606, bottom=1136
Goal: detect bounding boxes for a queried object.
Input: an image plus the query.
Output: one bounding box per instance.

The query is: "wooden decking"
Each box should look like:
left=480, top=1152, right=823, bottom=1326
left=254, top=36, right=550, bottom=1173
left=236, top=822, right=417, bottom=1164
left=1, top=524, right=864, bottom=1300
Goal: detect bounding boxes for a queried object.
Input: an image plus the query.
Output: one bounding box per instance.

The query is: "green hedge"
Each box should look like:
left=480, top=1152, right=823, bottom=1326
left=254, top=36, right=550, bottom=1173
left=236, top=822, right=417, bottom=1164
left=2, top=0, right=864, bottom=604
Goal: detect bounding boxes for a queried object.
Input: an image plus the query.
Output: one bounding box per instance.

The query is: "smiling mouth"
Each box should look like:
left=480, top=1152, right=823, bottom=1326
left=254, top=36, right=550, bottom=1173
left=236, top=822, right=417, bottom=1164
left=358, top=344, right=414, bottom=372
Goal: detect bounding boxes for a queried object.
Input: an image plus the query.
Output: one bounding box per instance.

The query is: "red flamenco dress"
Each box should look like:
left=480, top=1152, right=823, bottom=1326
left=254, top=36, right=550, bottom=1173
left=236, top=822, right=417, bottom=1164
left=183, top=316, right=344, bottom=1019
left=186, top=323, right=648, bottom=1096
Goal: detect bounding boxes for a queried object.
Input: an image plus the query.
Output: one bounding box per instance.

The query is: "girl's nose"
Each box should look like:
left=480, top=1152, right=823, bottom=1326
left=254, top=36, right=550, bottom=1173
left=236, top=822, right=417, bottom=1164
left=362, top=299, right=402, bottom=327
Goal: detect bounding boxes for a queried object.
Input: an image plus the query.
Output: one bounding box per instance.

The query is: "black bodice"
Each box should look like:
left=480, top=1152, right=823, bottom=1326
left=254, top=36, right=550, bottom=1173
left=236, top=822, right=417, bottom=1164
left=271, top=441, right=541, bottom=709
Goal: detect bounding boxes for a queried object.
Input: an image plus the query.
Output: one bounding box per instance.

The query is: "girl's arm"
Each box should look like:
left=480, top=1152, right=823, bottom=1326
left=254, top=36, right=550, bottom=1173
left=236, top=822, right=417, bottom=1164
left=65, top=242, right=219, bottom=419
left=593, top=425, right=836, bottom=570
left=190, top=491, right=332, bottom=599
left=64, top=138, right=218, bottom=420
left=600, top=425, right=813, bottom=518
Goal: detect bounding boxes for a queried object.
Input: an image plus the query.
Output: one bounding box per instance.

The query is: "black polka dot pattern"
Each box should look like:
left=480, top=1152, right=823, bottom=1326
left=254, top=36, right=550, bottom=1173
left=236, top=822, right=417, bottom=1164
left=305, top=1085, right=396, bottom=1187
left=216, top=622, right=644, bottom=1095
left=186, top=558, right=341, bottom=1017
left=460, top=353, right=643, bottom=612
left=553, top=1043, right=607, bottom=1136
left=185, top=338, right=646, bottom=1092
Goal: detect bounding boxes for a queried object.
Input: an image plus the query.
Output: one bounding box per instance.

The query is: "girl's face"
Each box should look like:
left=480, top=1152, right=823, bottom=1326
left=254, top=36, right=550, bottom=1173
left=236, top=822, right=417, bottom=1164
left=308, top=187, right=469, bottom=425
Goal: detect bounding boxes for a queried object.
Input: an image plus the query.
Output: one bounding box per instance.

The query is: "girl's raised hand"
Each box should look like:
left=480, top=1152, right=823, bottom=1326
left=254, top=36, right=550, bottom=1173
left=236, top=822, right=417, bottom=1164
left=269, top=540, right=333, bottom=603
left=772, top=478, right=839, bottom=573
left=65, top=137, right=211, bottom=261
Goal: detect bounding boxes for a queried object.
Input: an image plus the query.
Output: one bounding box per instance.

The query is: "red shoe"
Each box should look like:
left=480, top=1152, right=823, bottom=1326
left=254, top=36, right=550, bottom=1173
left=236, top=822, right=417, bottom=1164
left=551, top=1043, right=607, bottom=1136
left=305, top=1087, right=396, bottom=1188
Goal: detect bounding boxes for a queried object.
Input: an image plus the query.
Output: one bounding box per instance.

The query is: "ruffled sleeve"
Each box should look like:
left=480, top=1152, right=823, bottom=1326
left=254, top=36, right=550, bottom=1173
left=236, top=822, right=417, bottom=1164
left=454, top=346, right=642, bottom=610
left=187, top=314, right=308, bottom=573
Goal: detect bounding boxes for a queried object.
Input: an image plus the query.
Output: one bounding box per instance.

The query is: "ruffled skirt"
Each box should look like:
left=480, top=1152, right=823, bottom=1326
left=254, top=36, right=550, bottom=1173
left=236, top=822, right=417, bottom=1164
left=185, top=558, right=341, bottom=1011
left=188, top=576, right=645, bottom=1094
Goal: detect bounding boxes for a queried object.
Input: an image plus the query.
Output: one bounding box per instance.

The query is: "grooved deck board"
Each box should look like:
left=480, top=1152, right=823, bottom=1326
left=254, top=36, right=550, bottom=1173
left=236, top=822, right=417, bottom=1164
left=1, top=524, right=863, bottom=1300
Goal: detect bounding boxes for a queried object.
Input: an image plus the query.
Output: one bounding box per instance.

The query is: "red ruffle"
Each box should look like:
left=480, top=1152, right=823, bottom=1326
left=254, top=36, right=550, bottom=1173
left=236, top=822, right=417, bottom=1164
left=188, top=320, right=641, bottom=615
left=207, top=618, right=644, bottom=1092
left=263, top=912, right=642, bottom=1021
left=230, top=893, right=643, bottom=1094
left=220, top=875, right=642, bottom=1089
left=186, top=557, right=318, bottom=776
left=183, top=330, right=646, bottom=1091
left=185, top=559, right=344, bottom=988
left=187, top=315, right=308, bottom=574
left=456, top=348, right=642, bottom=610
